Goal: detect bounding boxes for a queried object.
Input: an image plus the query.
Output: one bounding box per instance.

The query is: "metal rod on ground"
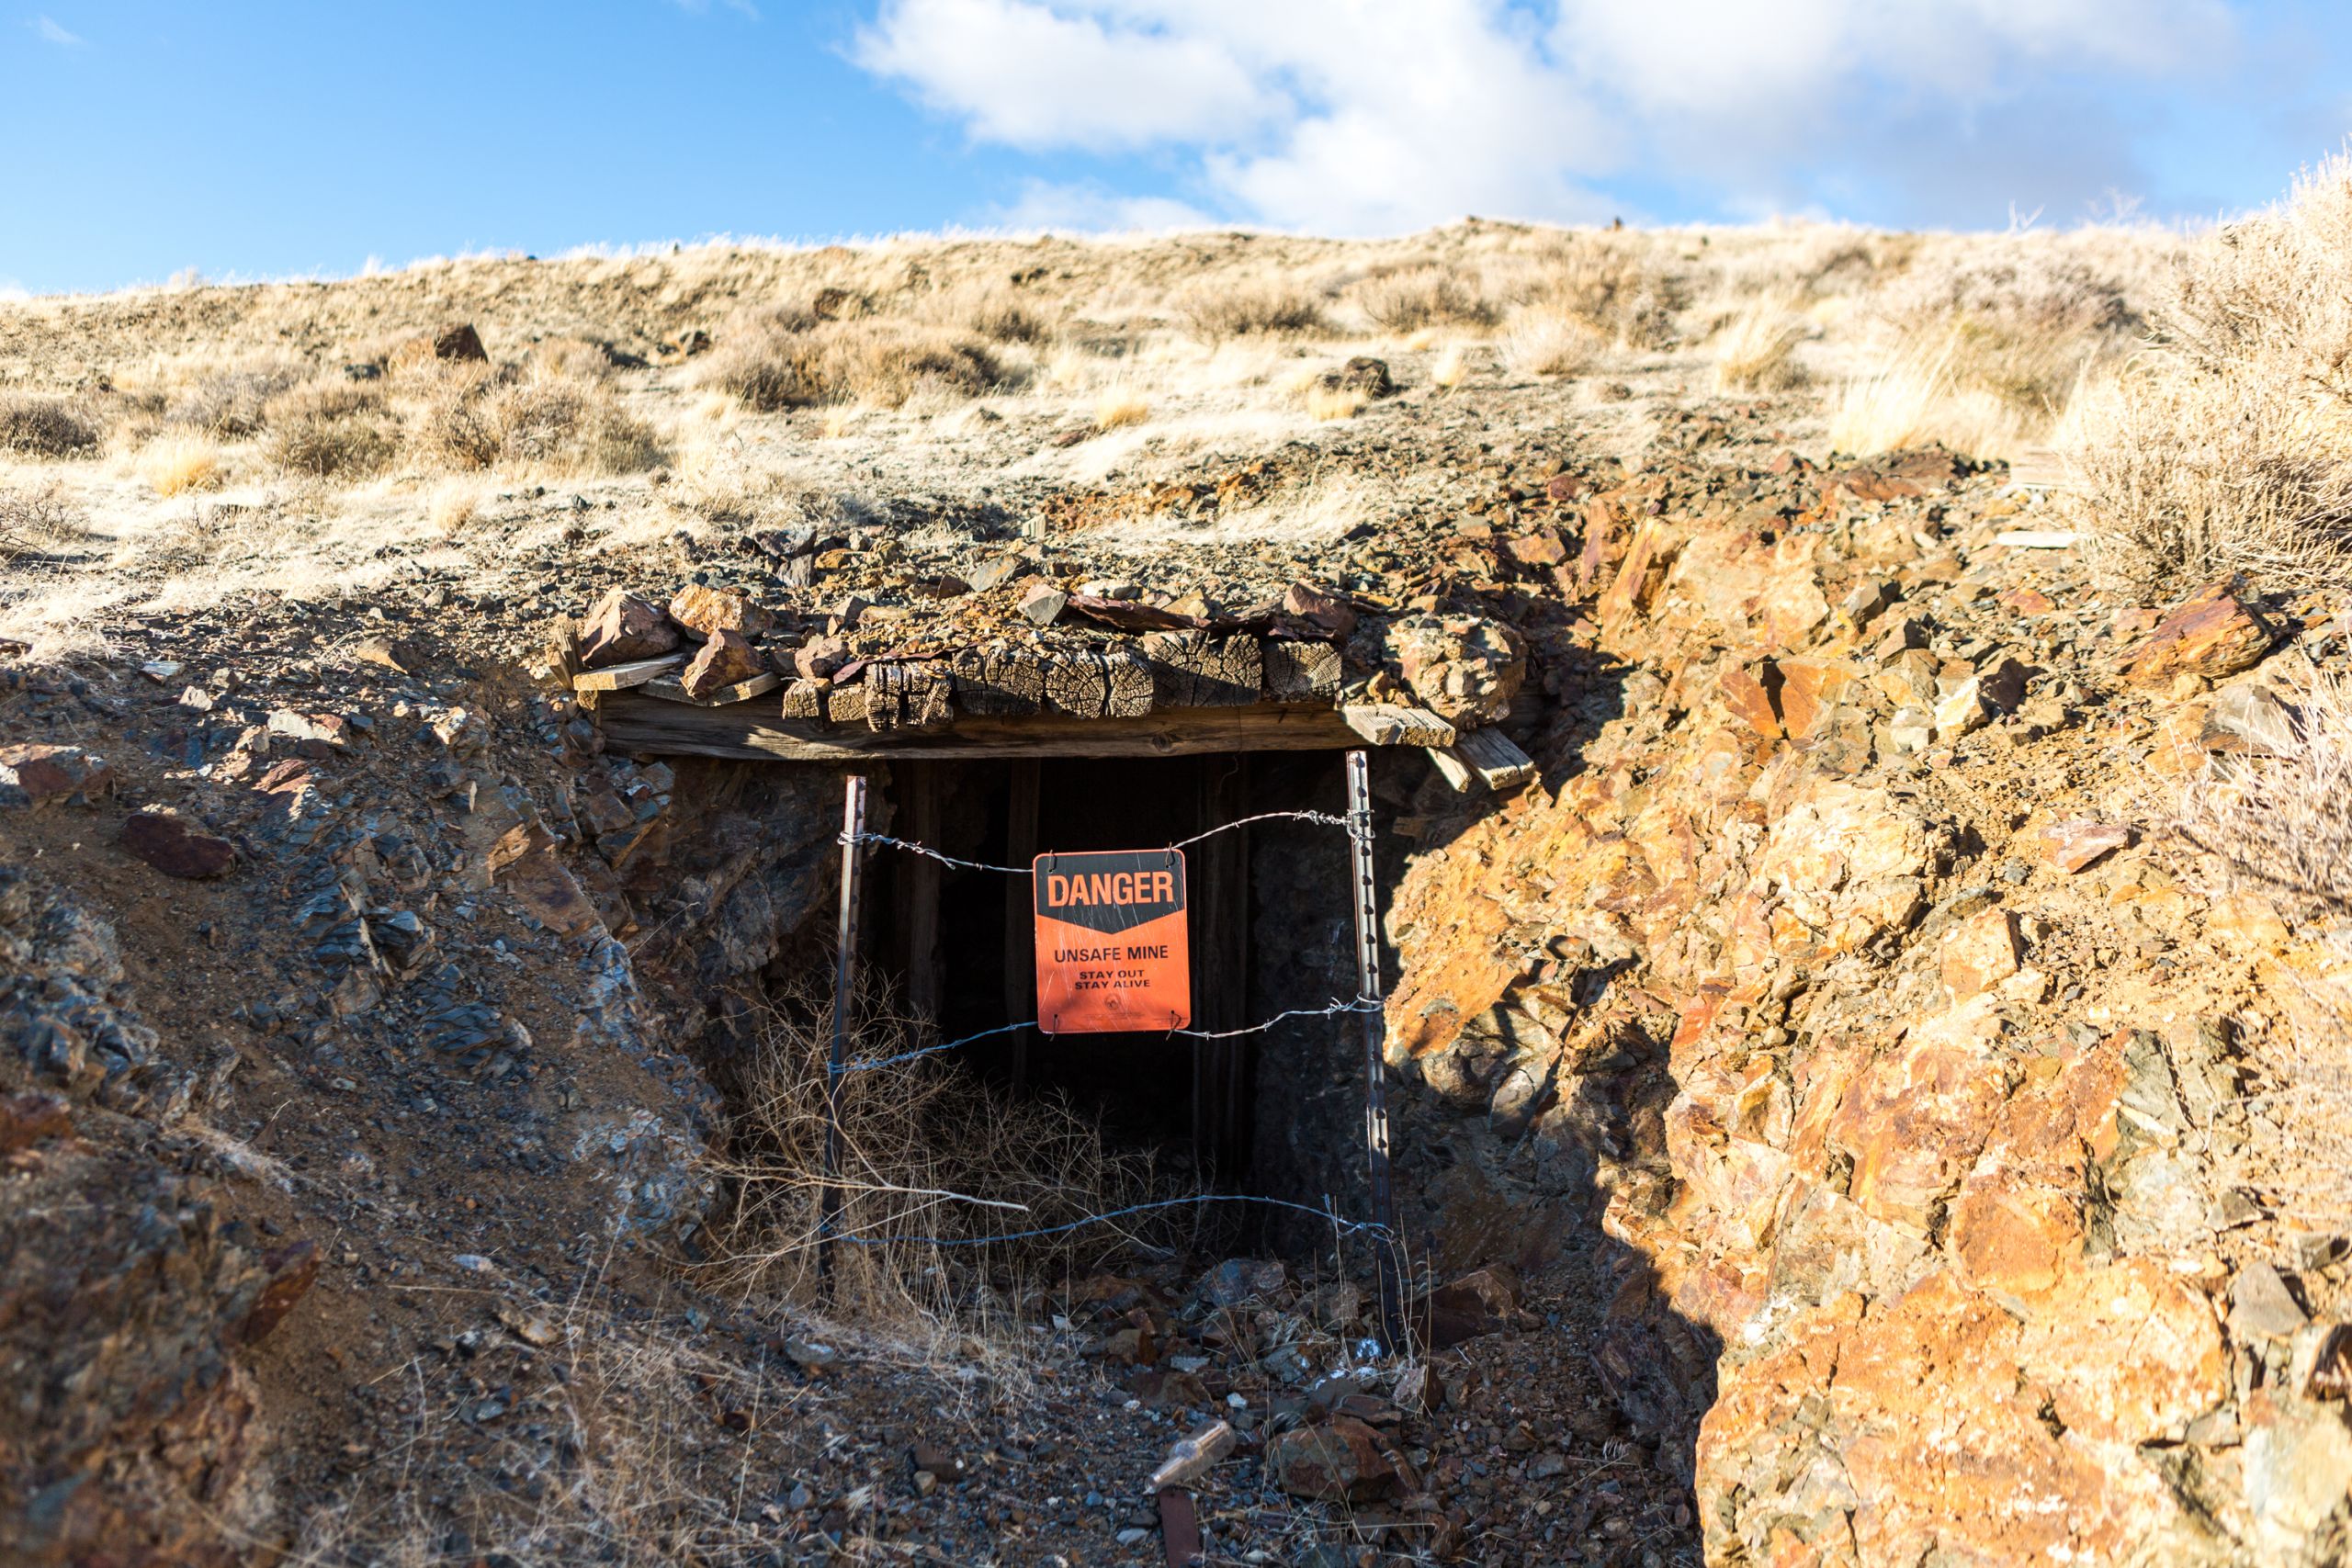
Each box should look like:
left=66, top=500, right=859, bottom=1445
left=820, top=773, right=868, bottom=1292
left=1345, top=749, right=1405, bottom=1352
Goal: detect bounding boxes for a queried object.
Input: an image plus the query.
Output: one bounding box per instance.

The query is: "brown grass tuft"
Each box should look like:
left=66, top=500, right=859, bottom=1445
left=139, top=437, right=227, bottom=496
left=1093, top=387, right=1150, bottom=429
left=1712, top=295, right=1811, bottom=392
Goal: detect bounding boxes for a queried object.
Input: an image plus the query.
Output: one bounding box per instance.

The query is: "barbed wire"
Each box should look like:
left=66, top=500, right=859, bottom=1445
left=839, top=808, right=1365, bottom=875
left=821, top=1191, right=1395, bottom=1248
left=836, top=997, right=1379, bottom=1073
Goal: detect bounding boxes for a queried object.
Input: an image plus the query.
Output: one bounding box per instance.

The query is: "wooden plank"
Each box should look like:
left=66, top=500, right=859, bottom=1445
left=639, top=671, right=784, bottom=707
left=1427, top=746, right=1479, bottom=793
left=571, top=654, right=685, bottom=693
left=1342, top=704, right=1456, bottom=748
left=2004, top=448, right=2083, bottom=494
left=596, top=691, right=1363, bottom=761
left=1454, top=727, right=1536, bottom=790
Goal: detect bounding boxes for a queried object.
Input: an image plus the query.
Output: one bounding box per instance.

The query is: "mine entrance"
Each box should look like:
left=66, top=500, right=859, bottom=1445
left=859, top=751, right=1358, bottom=1210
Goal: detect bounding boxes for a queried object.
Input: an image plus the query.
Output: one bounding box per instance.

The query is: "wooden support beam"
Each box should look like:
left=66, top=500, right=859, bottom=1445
left=1427, top=728, right=1537, bottom=794
left=899, top=761, right=943, bottom=1023
left=571, top=654, right=684, bottom=692
left=1003, top=759, right=1039, bottom=1093
left=1193, top=754, right=1250, bottom=1181
left=1341, top=704, right=1456, bottom=749
left=1454, top=728, right=1537, bottom=791
left=596, top=691, right=1374, bottom=761
left=638, top=671, right=784, bottom=707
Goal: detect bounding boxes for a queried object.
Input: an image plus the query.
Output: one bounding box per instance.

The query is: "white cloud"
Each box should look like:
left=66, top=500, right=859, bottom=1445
left=854, top=0, right=2243, bottom=231
left=854, top=0, right=1272, bottom=148
left=994, top=177, right=1212, bottom=232
left=29, top=14, right=84, bottom=46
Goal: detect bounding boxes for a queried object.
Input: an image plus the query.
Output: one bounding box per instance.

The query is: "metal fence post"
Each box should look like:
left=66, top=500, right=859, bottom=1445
left=820, top=773, right=867, bottom=1292
left=1344, top=750, right=1405, bottom=1352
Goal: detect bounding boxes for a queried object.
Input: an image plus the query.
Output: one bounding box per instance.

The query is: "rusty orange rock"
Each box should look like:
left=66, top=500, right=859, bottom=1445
left=2040, top=818, right=2131, bottom=874
left=1941, top=907, right=2021, bottom=998
left=2121, top=578, right=2274, bottom=686
left=1775, top=658, right=1856, bottom=742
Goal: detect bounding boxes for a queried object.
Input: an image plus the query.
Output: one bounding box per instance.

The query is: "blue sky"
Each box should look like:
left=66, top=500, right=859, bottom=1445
left=6, top=1, right=2348, bottom=296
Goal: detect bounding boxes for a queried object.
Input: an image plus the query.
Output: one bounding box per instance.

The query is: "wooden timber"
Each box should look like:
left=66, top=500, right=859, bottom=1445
left=571, top=654, right=685, bottom=692
left=1429, top=727, right=1537, bottom=793
left=597, top=689, right=1368, bottom=761
left=1342, top=703, right=1457, bottom=748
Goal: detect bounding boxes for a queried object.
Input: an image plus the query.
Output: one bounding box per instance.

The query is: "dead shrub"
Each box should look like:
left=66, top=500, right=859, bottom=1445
left=698, top=316, right=1002, bottom=411
left=409, top=365, right=662, bottom=474
left=1500, top=313, right=1605, bottom=378
left=1510, top=238, right=1680, bottom=347
left=1177, top=281, right=1329, bottom=342
left=261, top=381, right=400, bottom=478
left=2067, top=154, right=2352, bottom=593
left=1355, top=265, right=1496, bottom=333
left=167, top=364, right=305, bottom=438
left=0, top=393, right=104, bottom=457
left=2177, top=674, right=2352, bottom=917
left=2174, top=674, right=2352, bottom=1225
left=705, top=981, right=1161, bottom=1314
left=1868, top=247, right=2139, bottom=415
left=0, top=482, right=85, bottom=555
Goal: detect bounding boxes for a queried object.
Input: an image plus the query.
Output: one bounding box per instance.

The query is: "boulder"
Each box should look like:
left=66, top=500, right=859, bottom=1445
left=1265, top=1416, right=1413, bottom=1503
left=119, top=812, right=237, bottom=879
left=0, top=744, right=112, bottom=808
left=667, top=583, right=774, bottom=642
left=2122, top=579, right=2275, bottom=686
left=579, top=590, right=681, bottom=668
left=680, top=630, right=763, bottom=698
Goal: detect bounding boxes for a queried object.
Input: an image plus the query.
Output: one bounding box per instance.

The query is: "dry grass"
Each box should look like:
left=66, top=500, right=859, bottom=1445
left=1176, top=281, right=1329, bottom=343
left=1712, top=294, right=1810, bottom=392
left=0, top=393, right=104, bottom=457
left=2066, top=153, right=2352, bottom=593
left=1431, top=344, right=1473, bottom=389
left=138, top=436, right=226, bottom=495
left=1093, top=387, right=1150, bottom=430
left=427, top=479, right=481, bottom=536
left=1500, top=313, right=1605, bottom=378
left=1304, top=380, right=1368, bottom=422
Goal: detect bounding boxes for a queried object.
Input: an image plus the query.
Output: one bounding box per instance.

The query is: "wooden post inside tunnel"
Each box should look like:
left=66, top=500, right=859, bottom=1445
left=1003, top=759, right=1039, bottom=1092
left=1193, top=755, right=1250, bottom=1183
left=896, top=761, right=943, bottom=1024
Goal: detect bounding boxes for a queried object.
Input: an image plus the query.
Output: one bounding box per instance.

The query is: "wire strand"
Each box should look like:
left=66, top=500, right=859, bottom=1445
left=822, top=1192, right=1395, bottom=1248
left=839, top=808, right=1365, bottom=875
left=834, top=997, right=1380, bottom=1072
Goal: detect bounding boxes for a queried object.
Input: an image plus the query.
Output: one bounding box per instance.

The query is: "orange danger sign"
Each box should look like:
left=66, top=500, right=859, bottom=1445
left=1033, top=850, right=1191, bottom=1033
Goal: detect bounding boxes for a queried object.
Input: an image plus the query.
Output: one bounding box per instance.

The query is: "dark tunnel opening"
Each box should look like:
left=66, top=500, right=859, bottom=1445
left=856, top=750, right=1366, bottom=1235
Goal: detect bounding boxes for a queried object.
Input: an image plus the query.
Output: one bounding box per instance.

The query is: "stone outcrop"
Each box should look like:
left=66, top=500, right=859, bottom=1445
left=1383, top=454, right=2352, bottom=1564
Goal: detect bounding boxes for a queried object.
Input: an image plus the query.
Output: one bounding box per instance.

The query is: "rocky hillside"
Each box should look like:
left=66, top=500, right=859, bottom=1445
left=2, top=219, right=2347, bottom=1565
